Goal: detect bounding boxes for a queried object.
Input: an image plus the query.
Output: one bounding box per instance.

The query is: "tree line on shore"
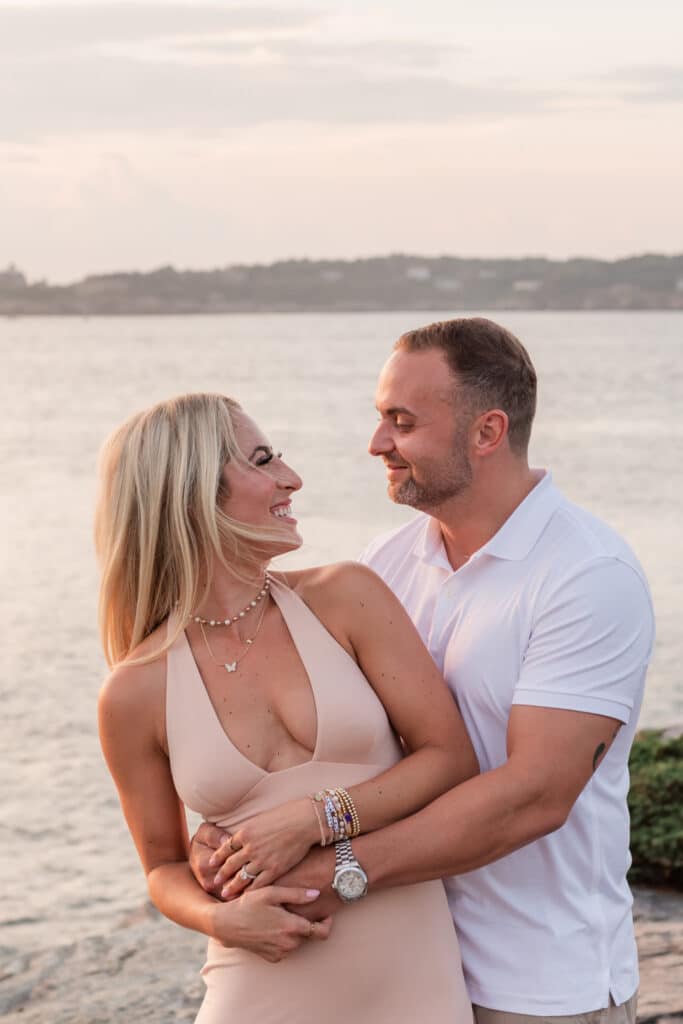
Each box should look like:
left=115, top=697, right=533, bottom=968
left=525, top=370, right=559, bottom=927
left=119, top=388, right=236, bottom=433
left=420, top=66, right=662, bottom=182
left=2, top=253, right=683, bottom=315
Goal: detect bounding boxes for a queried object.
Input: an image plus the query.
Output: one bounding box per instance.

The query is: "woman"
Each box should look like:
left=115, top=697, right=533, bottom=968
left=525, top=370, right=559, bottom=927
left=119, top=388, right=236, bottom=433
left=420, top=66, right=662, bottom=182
left=97, top=393, right=478, bottom=1023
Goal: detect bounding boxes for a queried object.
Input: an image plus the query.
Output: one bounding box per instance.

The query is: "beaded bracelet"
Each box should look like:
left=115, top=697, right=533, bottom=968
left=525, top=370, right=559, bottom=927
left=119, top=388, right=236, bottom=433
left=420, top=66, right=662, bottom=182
left=336, top=787, right=361, bottom=838
left=312, top=791, right=340, bottom=844
left=311, top=787, right=361, bottom=844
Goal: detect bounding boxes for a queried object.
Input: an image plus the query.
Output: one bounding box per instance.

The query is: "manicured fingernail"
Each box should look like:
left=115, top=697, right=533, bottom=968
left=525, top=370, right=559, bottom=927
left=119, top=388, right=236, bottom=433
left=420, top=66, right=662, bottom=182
left=306, top=889, right=320, bottom=898
left=213, top=874, right=222, bottom=886
left=221, top=887, right=230, bottom=898
left=209, top=854, right=219, bottom=867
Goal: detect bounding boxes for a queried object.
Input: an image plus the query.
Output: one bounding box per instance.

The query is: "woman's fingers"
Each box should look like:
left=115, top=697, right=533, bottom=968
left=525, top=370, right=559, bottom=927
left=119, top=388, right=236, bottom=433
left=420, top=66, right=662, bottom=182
left=208, top=835, right=237, bottom=870
left=236, top=887, right=331, bottom=962
left=245, top=866, right=275, bottom=891
left=265, top=886, right=321, bottom=906
left=220, top=861, right=270, bottom=898
left=224, top=864, right=274, bottom=897
left=212, top=847, right=250, bottom=888
left=308, top=915, right=333, bottom=941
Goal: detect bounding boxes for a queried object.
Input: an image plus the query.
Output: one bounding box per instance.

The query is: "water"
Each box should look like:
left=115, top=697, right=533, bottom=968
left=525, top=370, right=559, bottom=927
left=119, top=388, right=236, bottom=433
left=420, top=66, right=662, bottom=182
left=1, top=311, right=681, bottom=958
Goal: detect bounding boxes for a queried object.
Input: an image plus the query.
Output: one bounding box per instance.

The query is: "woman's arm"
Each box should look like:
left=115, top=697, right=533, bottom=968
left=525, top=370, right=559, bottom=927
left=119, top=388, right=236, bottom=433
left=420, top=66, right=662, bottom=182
left=98, top=655, right=329, bottom=961
left=214, top=563, right=478, bottom=897
left=331, top=562, right=479, bottom=821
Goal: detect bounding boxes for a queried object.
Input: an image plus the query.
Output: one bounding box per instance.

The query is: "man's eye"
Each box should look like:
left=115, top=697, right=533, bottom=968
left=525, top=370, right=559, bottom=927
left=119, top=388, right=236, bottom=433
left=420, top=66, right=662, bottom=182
left=396, top=421, right=413, bottom=431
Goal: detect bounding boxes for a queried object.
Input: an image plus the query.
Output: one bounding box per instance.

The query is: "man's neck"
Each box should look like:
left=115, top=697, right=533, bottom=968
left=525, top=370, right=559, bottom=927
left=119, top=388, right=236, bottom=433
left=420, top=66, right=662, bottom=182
left=435, top=467, right=543, bottom=571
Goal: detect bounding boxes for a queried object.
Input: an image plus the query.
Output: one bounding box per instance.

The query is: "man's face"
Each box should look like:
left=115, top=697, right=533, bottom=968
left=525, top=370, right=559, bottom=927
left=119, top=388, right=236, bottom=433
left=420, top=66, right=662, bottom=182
left=369, top=347, right=474, bottom=510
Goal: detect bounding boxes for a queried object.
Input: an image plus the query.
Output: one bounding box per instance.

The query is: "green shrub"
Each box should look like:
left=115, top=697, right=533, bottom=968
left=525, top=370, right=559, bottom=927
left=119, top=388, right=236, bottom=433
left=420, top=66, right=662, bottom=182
left=628, top=729, right=683, bottom=888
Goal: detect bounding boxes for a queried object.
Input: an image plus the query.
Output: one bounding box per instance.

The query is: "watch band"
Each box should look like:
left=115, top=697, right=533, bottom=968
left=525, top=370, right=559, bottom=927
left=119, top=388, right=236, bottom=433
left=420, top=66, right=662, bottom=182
left=334, top=837, right=358, bottom=868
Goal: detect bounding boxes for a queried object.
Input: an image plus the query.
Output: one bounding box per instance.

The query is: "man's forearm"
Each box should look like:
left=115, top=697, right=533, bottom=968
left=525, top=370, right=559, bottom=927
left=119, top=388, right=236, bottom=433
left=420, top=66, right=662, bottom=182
left=354, top=763, right=563, bottom=889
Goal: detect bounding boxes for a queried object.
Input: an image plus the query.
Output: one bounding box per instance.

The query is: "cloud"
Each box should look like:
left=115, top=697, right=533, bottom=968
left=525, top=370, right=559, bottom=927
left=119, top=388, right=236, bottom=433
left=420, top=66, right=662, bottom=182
left=0, top=4, right=557, bottom=141
left=0, top=3, right=318, bottom=57
left=607, top=65, right=683, bottom=104
left=0, top=52, right=562, bottom=141
left=5, top=3, right=679, bottom=143
left=176, top=36, right=463, bottom=70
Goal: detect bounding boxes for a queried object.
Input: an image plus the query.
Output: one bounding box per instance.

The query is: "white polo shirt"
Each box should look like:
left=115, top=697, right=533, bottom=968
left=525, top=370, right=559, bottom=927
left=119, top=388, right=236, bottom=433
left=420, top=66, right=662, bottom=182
left=360, top=472, right=654, bottom=1015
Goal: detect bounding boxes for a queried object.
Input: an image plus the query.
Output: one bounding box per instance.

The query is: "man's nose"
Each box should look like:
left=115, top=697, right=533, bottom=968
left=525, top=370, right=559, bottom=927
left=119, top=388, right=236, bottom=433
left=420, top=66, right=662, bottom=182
left=368, top=421, right=394, bottom=456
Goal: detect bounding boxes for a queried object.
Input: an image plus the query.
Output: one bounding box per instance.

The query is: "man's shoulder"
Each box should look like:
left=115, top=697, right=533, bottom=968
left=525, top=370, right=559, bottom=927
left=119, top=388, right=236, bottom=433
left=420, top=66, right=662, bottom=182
left=359, top=513, right=429, bottom=569
left=548, top=493, right=648, bottom=582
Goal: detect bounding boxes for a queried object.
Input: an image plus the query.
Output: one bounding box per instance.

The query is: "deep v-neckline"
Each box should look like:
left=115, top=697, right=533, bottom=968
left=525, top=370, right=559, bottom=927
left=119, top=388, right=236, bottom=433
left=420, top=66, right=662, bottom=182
left=179, top=579, right=322, bottom=777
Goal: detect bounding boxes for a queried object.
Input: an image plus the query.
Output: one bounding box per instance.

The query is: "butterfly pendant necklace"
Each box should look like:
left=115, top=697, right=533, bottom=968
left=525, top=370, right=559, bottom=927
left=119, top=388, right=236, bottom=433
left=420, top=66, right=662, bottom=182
left=198, top=592, right=269, bottom=673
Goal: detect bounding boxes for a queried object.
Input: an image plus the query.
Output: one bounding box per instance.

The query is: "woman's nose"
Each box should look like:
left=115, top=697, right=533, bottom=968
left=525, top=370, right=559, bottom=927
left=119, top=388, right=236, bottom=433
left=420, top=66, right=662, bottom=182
left=280, top=460, right=303, bottom=492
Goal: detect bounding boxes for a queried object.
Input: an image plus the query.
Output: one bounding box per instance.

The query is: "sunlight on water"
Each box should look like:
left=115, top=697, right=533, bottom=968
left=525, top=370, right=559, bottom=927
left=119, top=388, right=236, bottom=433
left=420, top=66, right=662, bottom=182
left=1, top=310, right=681, bottom=954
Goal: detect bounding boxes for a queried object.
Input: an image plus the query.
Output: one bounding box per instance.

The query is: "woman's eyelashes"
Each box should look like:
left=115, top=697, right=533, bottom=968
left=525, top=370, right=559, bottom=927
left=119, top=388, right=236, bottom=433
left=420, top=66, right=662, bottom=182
left=254, top=449, right=283, bottom=467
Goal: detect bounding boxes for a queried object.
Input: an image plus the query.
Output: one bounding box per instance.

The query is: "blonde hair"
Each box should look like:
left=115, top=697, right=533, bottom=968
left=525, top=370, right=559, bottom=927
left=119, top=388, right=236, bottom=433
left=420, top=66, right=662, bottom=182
left=95, top=393, right=286, bottom=667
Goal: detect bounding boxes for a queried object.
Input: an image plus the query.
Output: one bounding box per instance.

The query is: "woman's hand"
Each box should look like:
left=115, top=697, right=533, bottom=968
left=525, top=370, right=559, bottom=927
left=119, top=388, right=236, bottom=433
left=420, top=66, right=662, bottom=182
left=210, top=885, right=332, bottom=963
left=209, top=799, right=321, bottom=899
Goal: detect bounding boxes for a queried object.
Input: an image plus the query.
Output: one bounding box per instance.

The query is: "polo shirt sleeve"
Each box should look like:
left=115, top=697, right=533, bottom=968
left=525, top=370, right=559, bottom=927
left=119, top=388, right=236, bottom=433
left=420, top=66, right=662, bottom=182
left=512, top=557, right=655, bottom=723
left=357, top=543, right=373, bottom=566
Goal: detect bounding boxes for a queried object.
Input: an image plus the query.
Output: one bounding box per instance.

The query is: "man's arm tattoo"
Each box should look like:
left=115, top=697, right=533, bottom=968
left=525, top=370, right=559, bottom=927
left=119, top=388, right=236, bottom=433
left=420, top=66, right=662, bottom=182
left=592, top=743, right=606, bottom=771
left=592, top=724, right=622, bottom=772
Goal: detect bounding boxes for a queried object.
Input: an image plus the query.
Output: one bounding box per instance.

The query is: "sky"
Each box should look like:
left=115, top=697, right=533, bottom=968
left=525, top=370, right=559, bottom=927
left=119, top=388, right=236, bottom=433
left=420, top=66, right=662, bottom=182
left=1, top=0, right=682, bottom=281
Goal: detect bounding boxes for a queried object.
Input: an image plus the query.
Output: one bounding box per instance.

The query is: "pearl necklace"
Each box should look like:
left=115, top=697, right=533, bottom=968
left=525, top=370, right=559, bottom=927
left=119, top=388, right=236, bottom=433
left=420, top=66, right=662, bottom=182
left=198, top=594, right=269, bottom=673
left=193, top=575, right=271, bottom=627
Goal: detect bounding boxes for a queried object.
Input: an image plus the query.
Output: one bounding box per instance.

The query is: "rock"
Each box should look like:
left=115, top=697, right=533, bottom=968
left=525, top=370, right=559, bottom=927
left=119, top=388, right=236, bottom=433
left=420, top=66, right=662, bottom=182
left=633, top=886, right=683, bottom=1021
left=660, top=725, right=683, bottom=741
left=1, top=892, right=682, bottom=1022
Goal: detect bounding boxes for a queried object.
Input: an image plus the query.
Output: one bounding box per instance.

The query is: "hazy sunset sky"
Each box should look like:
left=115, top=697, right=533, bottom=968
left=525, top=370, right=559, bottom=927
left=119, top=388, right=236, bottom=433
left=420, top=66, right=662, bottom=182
left=1, top=0, right=682, bottom=281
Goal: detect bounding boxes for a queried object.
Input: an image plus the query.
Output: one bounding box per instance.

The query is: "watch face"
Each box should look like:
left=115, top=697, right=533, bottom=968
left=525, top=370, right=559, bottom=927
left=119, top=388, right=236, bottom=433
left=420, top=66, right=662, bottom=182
left=336, top=867, right=367, bottom=901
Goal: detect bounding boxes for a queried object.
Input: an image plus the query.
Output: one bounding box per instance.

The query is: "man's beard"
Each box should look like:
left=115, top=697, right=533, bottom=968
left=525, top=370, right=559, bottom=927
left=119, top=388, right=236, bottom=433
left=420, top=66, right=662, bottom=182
left=389, top=417, right=474, bottom=510
left=391, top=451, right=473, bottom=510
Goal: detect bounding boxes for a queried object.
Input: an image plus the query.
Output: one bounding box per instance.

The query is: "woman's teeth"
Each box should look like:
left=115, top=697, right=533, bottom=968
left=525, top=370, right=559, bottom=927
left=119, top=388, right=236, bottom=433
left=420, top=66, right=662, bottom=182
left=272, top=505, right=292, bottom=518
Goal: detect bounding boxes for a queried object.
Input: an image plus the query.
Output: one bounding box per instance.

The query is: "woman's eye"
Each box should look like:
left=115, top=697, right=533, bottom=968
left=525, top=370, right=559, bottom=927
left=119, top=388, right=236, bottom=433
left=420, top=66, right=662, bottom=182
left=255, top=450, right=282, bottom=466
left=396, top=421, right=413, bottom=431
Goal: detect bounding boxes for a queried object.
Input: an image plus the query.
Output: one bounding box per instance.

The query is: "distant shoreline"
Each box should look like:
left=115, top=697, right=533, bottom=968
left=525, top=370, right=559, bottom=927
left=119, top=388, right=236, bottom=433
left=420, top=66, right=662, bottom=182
left=2, top=253, right=682, bottom=315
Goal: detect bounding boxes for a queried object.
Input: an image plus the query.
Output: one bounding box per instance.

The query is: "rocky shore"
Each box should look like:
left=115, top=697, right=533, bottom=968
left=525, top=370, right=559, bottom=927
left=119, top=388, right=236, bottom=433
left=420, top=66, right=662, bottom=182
left=1, top=887, right=681, bottom=1023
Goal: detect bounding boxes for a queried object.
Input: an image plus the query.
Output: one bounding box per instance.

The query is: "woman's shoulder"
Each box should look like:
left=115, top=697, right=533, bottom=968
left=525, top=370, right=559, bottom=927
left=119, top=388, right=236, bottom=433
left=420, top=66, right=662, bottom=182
left=274, top=561, right=385, bottom=600
left=98, top=621, right=169, bottom=717
left=274, top=562, right=395, bottom=634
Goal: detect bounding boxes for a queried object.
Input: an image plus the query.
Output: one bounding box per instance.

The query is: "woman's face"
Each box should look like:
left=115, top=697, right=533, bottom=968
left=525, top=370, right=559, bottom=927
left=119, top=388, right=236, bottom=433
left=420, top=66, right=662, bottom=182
left=220, top=411, right=303, bottom=553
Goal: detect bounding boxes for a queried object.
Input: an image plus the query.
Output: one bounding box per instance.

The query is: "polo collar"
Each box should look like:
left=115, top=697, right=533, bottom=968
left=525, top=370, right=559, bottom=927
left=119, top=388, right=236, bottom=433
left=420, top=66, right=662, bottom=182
left=481, top=471, right=561, bottom=561
left=415, top=471, right=562, bottom=569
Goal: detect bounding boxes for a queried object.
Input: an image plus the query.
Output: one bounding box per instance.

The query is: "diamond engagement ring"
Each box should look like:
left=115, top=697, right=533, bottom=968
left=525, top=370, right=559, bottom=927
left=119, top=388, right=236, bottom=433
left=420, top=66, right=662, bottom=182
left=240, top=866, right=259, bottom=882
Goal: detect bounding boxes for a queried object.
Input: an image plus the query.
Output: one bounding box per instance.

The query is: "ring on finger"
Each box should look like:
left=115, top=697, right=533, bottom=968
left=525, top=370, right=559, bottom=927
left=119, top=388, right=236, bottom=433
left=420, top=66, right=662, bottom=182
left=240, top=866, right=259, bottom=882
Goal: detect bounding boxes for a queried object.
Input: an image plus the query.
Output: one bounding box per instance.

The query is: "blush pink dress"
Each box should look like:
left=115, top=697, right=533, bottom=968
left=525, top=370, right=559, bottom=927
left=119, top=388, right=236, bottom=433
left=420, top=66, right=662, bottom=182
left=166, top=577, right=472, bottom=1024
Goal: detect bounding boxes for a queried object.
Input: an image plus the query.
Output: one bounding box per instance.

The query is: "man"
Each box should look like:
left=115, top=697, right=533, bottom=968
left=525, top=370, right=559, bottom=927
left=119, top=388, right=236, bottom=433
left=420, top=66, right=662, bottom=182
left=193, top=318, right=654, bottom=1024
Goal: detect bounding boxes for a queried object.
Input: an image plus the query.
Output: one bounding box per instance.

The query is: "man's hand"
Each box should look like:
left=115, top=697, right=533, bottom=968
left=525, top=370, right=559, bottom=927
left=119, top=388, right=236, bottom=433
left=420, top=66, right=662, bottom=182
left=276, top=845, right=339, bottom=921
left=189, top=821, right=231, bottom=897
left=189, top=823, right=338, bottom=918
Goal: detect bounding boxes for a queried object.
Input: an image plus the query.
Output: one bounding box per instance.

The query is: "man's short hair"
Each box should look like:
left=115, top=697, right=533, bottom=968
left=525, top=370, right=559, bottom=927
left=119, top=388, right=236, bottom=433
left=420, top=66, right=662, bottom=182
left=395, top=317, right=537, bottom=454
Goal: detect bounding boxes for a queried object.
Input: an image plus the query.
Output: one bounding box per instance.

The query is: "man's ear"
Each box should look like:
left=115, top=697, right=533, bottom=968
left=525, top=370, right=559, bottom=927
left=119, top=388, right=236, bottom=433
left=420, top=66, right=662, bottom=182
left=472, top=409, right=509, bottom=457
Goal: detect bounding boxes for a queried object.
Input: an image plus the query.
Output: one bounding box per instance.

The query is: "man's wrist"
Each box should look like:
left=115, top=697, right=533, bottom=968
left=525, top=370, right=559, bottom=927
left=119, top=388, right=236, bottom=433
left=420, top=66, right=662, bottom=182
left=352, top=833, right=383, bottom=892
left=314, top=844, right=336, bottom=892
